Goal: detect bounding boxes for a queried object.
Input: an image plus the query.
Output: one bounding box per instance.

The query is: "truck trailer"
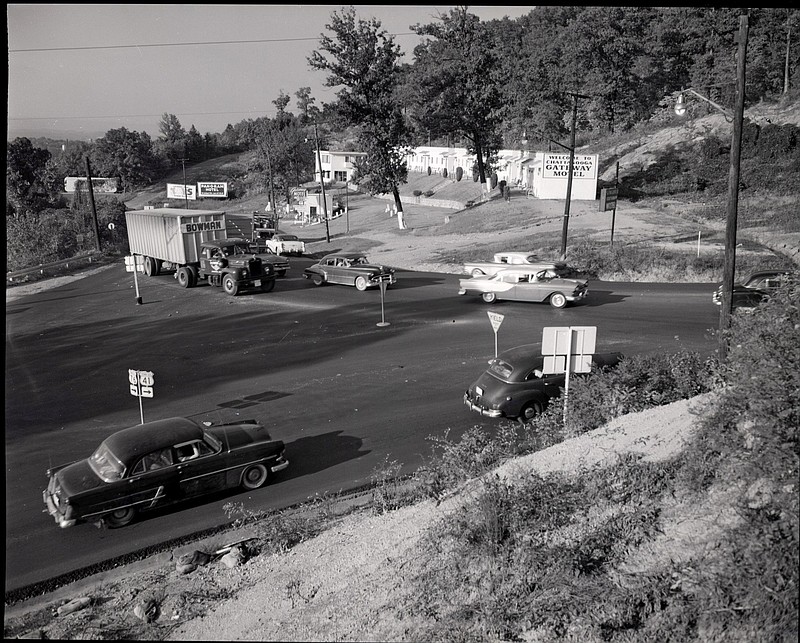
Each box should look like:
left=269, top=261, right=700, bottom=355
left=125, top=208, right=275, bottom=296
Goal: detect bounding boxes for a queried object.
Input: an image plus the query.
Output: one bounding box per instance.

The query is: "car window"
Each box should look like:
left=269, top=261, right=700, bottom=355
left=131, top=448, right=174, bottom=475
left=175, top=440, right=215, bottom=462
left=89, top=443, right=125, bottom=482
left=489, top=359, right=514, bottom=378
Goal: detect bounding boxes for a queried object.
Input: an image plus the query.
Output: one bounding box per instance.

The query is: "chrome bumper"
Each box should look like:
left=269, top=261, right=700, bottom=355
left=270, top=460, right=289, bottom=474
left=463, top=392, right=504, bottom=418
left=43, top=490, right=77, bottom=528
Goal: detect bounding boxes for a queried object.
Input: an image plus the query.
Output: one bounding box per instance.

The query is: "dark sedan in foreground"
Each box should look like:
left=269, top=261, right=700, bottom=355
left=303, top=252, right=396, bottom=290
left=464, top=344, right=623, bottom=422
left=43, top=417, right=288, bottom=528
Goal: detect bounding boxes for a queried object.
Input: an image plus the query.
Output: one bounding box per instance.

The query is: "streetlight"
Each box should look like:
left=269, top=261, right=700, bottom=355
left=674, top=15, right=748, bottom=361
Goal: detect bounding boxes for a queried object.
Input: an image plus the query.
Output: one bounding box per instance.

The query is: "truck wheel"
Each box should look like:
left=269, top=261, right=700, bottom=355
left=177, top=267, right=192, bottom=288
left=550, top=292, right=567, bottom=308
left=187, top=266, right=198, bottom=287
left=260, top=279, right=275, bottom=293
left=143, top=256, right=159, bottom=277
left=355, top=276, right=369, bottom=291
left=482, top=292, right=497, bottom=303
left=223, top=274, right=240, bottom=296
left=103, top=507, right=136, bottom=528
left=241, top=464, right=268, bottom=490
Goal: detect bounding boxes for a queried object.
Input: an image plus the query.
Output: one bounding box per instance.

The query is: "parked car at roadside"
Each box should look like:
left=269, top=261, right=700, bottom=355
left=43, top=417, right=288, bottom=529
left=303, top=252, right=396, bottom=290
left=712, top=269, right=792, bottom=310
left=458, top=268, right=588, bottom=308
left=463, top=252, right=578, bottom=278
left=464, top=344, right=623, bottom=422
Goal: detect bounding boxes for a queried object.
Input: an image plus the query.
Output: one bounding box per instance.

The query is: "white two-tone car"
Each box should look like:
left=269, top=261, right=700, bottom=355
left=458, top=268, right=588, bottom=308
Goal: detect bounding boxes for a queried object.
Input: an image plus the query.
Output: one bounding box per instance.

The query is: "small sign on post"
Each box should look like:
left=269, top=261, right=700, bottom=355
left=487, top=311, right=504, bottom=357
left=377, top=277, right=390, bottom=327
left=128, top=369, right=154, bottom=424
left=124, top=255, right=144, bottom=305
left=542, top=326, right=597, bottom=423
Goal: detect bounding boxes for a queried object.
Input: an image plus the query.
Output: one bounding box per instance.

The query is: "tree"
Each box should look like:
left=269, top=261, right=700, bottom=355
left=6, top=137, right=56, bottom=217
left=155, top=113, right=187, bottom=167
left=92, top=128, right=160, bottom=191
left=295, top=86, right=321, bottom=124
left=407, top=7, right=503, bottom=195
left=308, top=6, right=412, bottom=222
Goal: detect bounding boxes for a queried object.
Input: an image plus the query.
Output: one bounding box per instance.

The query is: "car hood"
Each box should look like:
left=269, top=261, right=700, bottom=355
left=351, top=263, right=393, bottom=273
left=55, top=459, right=104, bottom=497
left=207, top=423, right=277, bottom=450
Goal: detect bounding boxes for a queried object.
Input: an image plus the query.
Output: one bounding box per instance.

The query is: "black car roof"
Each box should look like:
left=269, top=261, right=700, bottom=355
left=103, top=417, right=204, bottom=464
left=494, top=344, right=623, bottom=372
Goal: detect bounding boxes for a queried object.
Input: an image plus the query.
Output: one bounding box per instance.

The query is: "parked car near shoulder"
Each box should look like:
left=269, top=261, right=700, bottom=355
left=43, top=417, right=288, bottom=529
left=464, top=344, right=623, bottom=422
left=712, top=269, right=792, bottom=310
left=463, top=252, right=577, bottom=278
left=265, top=233, right=305, bottom=256
left=303, top=253, right=396, bottom=290
left=458, top=268, right=588, bottom=308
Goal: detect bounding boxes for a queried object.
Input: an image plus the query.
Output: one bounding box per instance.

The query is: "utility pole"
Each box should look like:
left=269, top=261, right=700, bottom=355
left=560, top=92, right=590, bottom=259
left=719, top=14, right=749, bottom=361
left=313, top=122, right=330, bottom=243
left=180, top=158, right=189, bottom=209
left=84, top=157, right=101, bottom=251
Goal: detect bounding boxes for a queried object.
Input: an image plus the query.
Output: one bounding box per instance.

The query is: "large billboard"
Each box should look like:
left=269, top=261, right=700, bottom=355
left=197, top=182, right=228, bottom=198
left=167, top=183, right=197, bottom=200
left=542, top=154, right=598, bottom=180
left=64, top=177, right=119, bottom=193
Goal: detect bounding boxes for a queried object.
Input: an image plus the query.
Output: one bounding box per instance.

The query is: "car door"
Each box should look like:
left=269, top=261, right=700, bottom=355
left=175, top=439, right=229, bottom=498
left=324, top=258, right=346, bottom=284
left=121, top=447, right=181, bottom=511
left=513, top=272, right=546, bottom=302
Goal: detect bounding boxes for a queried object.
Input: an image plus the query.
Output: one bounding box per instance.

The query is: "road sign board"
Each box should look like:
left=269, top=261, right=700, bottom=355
left=542, top=326, right=596, bottom=356
left=487, top=311, right=504, bottom=333
left=124, top=255, right=144, bottom=273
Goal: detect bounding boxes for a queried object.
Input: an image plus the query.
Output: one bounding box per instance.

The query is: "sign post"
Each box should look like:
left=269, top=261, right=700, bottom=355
left=377, top=278, right=390, bottom=327
left=541, top=326, right=597, bottom=423
left=487, top=311, right=504, bottom=357
left=128, top=369, right=154, bottom=424
left=124, top=255, right=144, bottom=305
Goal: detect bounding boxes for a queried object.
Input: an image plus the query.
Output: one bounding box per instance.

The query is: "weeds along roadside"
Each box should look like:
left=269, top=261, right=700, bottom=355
left=223, top=279, right=798, bottom=641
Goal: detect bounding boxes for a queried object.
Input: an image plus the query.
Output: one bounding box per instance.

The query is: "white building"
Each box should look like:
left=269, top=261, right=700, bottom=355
left=315, top=150, right=367, bottom=184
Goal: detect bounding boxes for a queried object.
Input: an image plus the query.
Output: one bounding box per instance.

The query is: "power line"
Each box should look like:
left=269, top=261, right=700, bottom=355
left=8, top=33, right=417, bottom=54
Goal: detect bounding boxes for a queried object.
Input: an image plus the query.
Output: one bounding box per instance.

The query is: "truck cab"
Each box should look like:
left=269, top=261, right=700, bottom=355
left=197, top=239, right=275, bottom=296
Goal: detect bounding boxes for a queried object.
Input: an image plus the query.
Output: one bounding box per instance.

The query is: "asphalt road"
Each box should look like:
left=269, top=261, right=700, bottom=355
left=4, top=259, right=720, bottom=593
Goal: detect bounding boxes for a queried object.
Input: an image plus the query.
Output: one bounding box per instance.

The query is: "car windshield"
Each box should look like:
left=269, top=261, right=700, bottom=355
left=279, top=235, right=298, bottom=241
left=88, top=443, right=125, bottom=482
left=353, top=257, right=369, bottom=265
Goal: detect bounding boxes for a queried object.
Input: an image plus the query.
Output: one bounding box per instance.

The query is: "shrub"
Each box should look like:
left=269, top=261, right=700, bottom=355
left=456, top=166, right=463, bottom=181
left=412, top=189, right=423, bottom=197
left=442, top=167, right=448, bottom=178
left=423, top=189, right=435, bottom=197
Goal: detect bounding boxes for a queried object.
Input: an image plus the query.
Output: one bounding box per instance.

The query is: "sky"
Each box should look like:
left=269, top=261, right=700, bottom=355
left=7, top=4, right=534, bottom=141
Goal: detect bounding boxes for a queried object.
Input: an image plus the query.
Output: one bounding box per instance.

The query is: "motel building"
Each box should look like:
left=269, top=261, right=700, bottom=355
left=403, top=146, right=599, bottom=200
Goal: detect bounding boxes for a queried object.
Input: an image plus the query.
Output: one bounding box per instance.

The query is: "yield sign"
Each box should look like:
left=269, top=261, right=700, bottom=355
left=487, top=311, right=504, bottom=333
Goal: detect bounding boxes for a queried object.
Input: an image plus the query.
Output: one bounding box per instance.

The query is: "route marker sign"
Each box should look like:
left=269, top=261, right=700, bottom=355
left=128, top=369, right=154, bottom=424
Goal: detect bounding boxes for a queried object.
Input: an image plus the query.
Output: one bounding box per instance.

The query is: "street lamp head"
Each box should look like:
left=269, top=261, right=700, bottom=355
left=675, top=93, right=687, bottom=116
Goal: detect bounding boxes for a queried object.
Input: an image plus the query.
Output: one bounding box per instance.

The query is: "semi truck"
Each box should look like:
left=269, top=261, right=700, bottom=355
left=125, top=208, right=275, bottom=296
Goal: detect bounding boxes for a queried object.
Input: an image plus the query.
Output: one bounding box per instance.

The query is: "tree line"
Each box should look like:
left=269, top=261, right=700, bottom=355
left=6, top=7, right=799, bottom=260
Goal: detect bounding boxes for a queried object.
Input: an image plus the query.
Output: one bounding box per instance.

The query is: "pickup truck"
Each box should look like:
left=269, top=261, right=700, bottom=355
left=463, top=252, right=573, bottom=278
